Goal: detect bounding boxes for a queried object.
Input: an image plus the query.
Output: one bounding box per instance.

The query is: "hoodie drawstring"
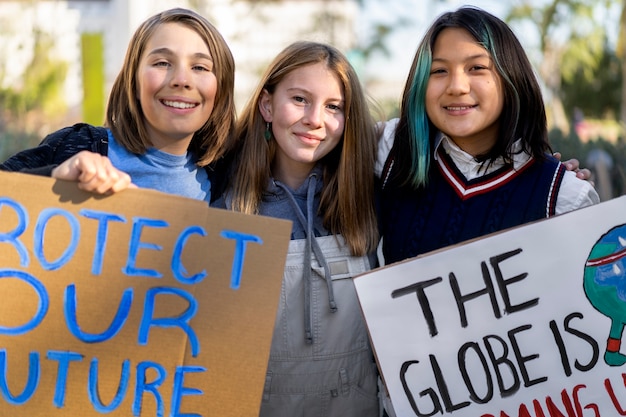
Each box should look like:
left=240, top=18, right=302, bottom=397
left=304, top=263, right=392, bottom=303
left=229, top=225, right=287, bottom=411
left=275, top=175, right=337, bottom=344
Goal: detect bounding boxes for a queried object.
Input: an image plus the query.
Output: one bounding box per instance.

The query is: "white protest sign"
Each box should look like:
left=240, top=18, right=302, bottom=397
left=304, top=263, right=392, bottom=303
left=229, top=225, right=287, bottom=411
left=355, top=195, right=626, bottom=417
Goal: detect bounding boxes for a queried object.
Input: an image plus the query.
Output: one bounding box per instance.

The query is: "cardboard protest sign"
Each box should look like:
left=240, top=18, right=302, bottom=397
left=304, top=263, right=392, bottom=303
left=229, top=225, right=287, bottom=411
left=355, top=195, right=626, bottom=417
left=0, top=171, right=292, bottom=417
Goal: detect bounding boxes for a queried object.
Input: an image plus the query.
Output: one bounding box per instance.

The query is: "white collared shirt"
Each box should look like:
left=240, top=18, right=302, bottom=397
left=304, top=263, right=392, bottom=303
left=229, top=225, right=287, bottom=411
left=376, top=118, right=600, bottom=215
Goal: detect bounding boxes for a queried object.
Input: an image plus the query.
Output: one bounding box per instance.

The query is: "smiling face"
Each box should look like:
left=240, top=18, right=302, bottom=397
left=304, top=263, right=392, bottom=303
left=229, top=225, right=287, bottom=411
left=425, top=27, right=504, bottom=156
left=136, top=22, right=217, bottom=154
left=259, top=62, right=345, bottom=189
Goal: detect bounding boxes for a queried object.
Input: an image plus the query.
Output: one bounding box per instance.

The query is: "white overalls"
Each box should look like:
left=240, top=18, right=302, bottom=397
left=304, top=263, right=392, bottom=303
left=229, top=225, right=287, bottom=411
left=259, top=235, right=379, bottom=417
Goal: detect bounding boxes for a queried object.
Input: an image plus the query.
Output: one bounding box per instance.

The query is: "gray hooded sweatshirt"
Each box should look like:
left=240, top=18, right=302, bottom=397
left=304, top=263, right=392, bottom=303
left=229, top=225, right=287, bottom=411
left=213, top=165, right=380, bottom=416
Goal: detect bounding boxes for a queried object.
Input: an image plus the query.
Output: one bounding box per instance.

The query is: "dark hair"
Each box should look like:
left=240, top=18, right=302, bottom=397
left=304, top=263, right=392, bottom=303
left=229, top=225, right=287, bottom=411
left=106, top=8, right=236, bottom=166
left=390, top=6, right=551, bottom=189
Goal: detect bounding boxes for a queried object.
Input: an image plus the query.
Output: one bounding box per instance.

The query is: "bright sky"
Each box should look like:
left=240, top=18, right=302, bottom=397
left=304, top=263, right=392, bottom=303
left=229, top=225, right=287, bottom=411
left=358, top=0, right=509, bottom=101
left=360, top=0, right=620, bottom=83
left=360, top=0, right=509, bottom=88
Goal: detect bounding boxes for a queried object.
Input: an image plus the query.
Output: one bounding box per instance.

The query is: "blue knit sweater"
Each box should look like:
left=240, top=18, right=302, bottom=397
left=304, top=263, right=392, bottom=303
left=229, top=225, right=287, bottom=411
left=0, top=123, right=227, bottom=202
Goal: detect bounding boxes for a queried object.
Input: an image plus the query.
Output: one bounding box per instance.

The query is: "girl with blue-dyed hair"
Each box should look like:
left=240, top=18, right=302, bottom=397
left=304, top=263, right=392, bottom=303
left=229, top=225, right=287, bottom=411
left=378, top=6, right=599, bottom=265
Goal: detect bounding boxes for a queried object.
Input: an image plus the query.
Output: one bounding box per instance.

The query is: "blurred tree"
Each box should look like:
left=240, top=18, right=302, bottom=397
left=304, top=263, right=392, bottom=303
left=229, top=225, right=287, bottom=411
left=0, top=27, right=68, bottom=160
left=618, top=0, right=626, bottom=124
left=350, top=0, right=410, bottom=118
left=549, top=128, right=626, bottom=198
left=195, top=0, right=400, bottom=116
left=507, top=0, right=608, bottom=133
left=561, top=39, right=622, bottom=120
left=0, top=28, right=68, bottom=132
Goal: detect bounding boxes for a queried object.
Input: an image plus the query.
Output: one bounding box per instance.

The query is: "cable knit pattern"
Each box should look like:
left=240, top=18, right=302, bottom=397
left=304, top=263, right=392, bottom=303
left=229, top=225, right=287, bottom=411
left=381, top=152, right=565, bottom=264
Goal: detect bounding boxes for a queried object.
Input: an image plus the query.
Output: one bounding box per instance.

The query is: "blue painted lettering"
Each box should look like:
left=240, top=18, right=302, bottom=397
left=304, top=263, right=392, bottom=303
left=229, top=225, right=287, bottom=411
left=34, top=208, right=79, bottom=271
left=170, top=366, right=205, bottom=417
left=0, top=270, right=48, bottom=335
left=138, top=287, right=199, bottom=357
left=79, top=209, right=126, bottom=275
left=220, top=230, right=263, bottom=290
left=125, top=218, right=168, bottom=278
left=0, top=349, right=39, bottom=405
left=133, top=361, right=166, bottom=417
left=47, top=350, right=83, bottom=408
left=172, top=226, right=207, bottom=285
left=64, top=284, right=133, bottom=343
left=88, top=357, right=130, bottom=412
left=0, top=197, right=29, bottom=267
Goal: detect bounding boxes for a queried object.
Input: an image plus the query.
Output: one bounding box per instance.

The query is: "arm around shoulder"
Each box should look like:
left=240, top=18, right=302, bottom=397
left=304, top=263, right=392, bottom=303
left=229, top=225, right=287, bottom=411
left=555, top=170, right=601, bottom=215
left=375, top=118, right=399, bottom=178
left=0, top=123, right=107, bottom=175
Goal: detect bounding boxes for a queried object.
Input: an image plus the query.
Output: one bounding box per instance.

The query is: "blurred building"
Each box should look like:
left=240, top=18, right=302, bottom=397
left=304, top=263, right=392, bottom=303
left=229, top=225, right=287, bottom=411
left=0, top=1, right=81, bottom=114
left=0, top=0, right=508, bottom=124
left=0, top=0, right=360, bottom=123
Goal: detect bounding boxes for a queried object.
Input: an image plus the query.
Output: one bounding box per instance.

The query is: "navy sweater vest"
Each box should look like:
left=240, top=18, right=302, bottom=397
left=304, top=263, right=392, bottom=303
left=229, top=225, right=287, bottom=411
left=381, top=149, right=565, bottom=264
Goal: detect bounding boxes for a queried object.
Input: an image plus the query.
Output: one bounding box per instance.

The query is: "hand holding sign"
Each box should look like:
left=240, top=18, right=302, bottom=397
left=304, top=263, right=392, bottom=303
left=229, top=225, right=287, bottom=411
left=0, top=171, right=291, bottom=417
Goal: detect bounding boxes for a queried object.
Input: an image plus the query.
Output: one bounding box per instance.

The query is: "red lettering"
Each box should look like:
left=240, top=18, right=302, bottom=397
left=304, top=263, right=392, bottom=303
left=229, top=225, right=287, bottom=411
left=486, top=385, right=598, bottom=417
left=513, top=401, right=548, bottom=417
left=546, top=390, right=576, bottom=417
left=572, top=384, right=599, bottom=417
left=545, top=390, right=576, bottom=417
left=531, top=400, right=547, bottom=417
left=605, top=373, right=626, bottom=415
left=516, top=405, right=531, bottom=417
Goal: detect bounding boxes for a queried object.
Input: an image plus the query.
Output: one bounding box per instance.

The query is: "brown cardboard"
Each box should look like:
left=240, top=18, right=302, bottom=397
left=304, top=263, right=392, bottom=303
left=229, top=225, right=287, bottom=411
left=0, top=171, right=292, bottom=417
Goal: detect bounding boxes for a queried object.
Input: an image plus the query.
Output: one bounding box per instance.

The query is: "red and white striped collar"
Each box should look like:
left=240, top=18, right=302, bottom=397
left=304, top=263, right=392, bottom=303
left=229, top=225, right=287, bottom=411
left=435, top=134, right=534, bottom=199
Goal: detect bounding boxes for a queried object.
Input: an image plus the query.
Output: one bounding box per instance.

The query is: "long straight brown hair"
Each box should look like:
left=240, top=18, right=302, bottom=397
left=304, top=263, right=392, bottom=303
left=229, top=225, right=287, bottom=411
left=106, top=8, right=236, bottom=166
left=229, top=41, right=379, bottom=256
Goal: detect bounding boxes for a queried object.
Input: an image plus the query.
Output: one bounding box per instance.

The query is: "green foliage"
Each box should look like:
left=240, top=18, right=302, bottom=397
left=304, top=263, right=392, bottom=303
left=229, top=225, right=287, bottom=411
left=0, top=31, right=68, bottom=124
left=507, top=0, right=624, bottom=133
left=549, top=128, right=626, bottom=198
left=355, top=0, right=411, bottom=62
left=506, top=1, right=607, bottom=81
left=0, top=17, right=70, bottom=161
left=559, top=19, right=605, bottom=83
left=0, top=130, right=42, bottom=163
left=0, top=29, right=68, bottom=133
left=561, top=41, right=622, bottom=119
